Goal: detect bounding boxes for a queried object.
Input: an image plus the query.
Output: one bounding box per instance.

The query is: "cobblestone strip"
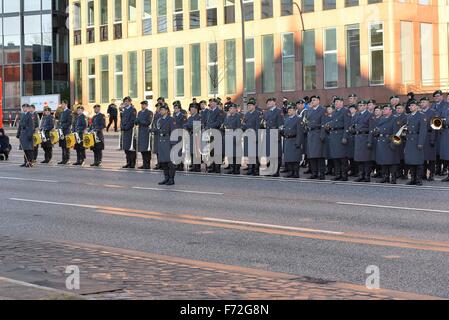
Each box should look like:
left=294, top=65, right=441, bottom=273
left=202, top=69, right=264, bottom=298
left=0, top=236, right=439, bottom=300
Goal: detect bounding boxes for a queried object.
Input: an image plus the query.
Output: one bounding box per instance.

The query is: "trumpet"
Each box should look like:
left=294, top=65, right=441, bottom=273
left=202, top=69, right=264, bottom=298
left=392, top=125, right=408, bottom=145
left=430, top=117, right=446, bottom=131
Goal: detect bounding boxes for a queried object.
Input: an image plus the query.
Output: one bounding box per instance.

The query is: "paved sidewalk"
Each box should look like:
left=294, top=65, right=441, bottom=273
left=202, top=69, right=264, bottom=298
left=0, top=236, right=440, bottom=300
left=0, top=276, right=81, bottom=300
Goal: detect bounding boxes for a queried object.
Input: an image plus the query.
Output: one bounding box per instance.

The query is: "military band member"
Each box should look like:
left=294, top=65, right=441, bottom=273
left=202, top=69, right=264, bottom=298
left=222, top=103, right=242, bottom=175
left=296, top=99, right=308, bottom=168
left=90, top=104, right=106, bottom=167
left=440, top=102, right=449, bottom=182
left=242, top=98, right=261, bottom=176
left=263, top=97, right=284, bottom=177
left=184, top=103, right=202, bottom=172
left=73, top=106, right=87, bottom=166
left=135, top=100, right=154, bottom=170
left=40, top=107, right=54, bottom=163
left=281, top=104, right=303, bottom=178
left=404, top=100, right=427, bottom=186
left=152, top=102, right=163, bottom=170
left=432, top=90, right=449, bottom=176
left=204, top=98, right=225, bottom=174
left=155, top=104, right=177, bottom=185
left=395, top=104, right=408, bottom=179
left=420, top=97, right=437, bottom=181
left=325, top=97, right=351, bottom=181
left=353, top=100, right=373, bottom=182
left=173, top=101, right=187, bottom=171
left=16, top=104, right=35, bottom=167
left=121, top=96, right=137, bottom=169
left=390, top=95, right=401, bottom=112
left=371, top=105, right=400, bottom=184
left=306, top=96, right=327, bottom=180
left=58, top=101, right=72, bottom=164
left=370, top=105, right=383, bottom=178
left=347, top=104, right=358, bottom=177
left=30, top=105, right=40, bottom=163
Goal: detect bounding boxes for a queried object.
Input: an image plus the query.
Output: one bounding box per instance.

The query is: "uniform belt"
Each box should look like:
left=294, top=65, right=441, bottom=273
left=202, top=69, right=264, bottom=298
left=356, top=131, right=369, bottom=135
left=310, top=127, right=321, bottom=131
left=330, top=127, right=344, bottom=131
left=159, top=134, right=169, bottom=137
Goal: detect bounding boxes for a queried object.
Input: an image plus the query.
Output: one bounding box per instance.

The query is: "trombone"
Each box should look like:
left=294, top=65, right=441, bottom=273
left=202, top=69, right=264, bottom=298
left=391, top=125, right=408, bottom=145
left=430, top=117, right=446, bottom=131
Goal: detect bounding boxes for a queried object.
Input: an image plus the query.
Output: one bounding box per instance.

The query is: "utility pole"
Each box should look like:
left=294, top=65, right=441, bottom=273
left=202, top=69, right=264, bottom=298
left=240, top=0, right=247, bottom=113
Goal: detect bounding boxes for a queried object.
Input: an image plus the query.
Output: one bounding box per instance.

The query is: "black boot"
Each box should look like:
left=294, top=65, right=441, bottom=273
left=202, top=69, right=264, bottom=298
left=158, top=176, right=170, bottom=185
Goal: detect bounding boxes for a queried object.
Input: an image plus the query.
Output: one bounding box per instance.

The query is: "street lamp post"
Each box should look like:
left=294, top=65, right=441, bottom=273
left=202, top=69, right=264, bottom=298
left=240, top=0, right=247, bottom=113
left=293, top=1, right=305, bottom=32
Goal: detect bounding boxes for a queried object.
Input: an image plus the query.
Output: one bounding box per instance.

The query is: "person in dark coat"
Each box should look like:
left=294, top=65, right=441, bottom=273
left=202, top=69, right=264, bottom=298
left=16, top=104, right=35, bottom=167
left=325, top=97, right=351, bottom=181
left=151, top=103, right=162, bottom=169
left=353, top=100, right=373, bottom=182
left=405, top=92, right=415, bottom=114
left=281, top=104, right=303, bottom=178
left=184, top=103, right=202, bottom=172
left=222, top=103, right=242, bottom=175
left=347, top=104, right=358, bottom=177
left=73, top=106, right=87, bottom=166
left=439, top=104, right=449, bottom=182
left=420, top=97, right=437, bottom=181
left=173, top=101, right=187, bottom=171
left=432, top=90, right=449, bottom=176
left=106, top=100, right=118, bottom=132
left=155, top=104, right=177, bottom=185
left=204, top=98, right=225, bottom=174
left=296, top=99, right=308, bottom=168
left=0, top=128, right=11, bottom=161
left=135, top=101, right=153, bottom=169
left=121, top=96, right=137, bottom=168
left=40, top=107, right=54, bottom=163
left=306, top=96, right=327, bottom=180
left=90, top=104, right=106, bottom=167
left=242, top=98, right=261, bottom=176
left=371, top=105, right=400, bottom=184
left=369, top=105, right=383, bottom=178
left=30, top=105, right=40, bottom=162
left=57, top=101, right=72, bottom=164
left=404, top=100, right=427, bottom=186
left=263, top=97, right=284, bottom=177
left=395, top=104, right=408, bottom=179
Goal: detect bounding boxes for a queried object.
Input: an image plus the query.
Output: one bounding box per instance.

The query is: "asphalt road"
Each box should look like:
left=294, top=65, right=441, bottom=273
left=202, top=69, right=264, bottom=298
left=1, top=134, right=449, bottom=298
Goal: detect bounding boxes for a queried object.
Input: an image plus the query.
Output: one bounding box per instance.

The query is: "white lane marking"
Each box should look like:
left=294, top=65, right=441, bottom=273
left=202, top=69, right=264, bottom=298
left=202, top=217, right=344, bottom=235
left=10, top=198, right=98, bottom=209
left=0, top=176, right=58, bottom=183
left=132, top=186, right=223, bottom=196
left=9, top=197, right=343, bottom=235
left=0, top=276, right=76, bottom=295
left=337, top=202, right=449, bottom=214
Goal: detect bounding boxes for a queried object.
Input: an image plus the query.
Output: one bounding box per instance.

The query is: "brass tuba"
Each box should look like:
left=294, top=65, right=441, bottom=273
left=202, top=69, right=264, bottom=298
left=430, top=117, right=446, bottom=131
left=392, top=125, right=408, bottom=145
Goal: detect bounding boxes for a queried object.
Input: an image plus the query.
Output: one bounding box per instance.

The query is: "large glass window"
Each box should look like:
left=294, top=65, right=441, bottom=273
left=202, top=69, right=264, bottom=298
left=115, top=55, right=123, bottom=99
left=144, top=50, right=153, bottom=93
left=245, top=38, right=255, bottom=94
left=175, top=47, right=185, bottom=97
left=88, top=58, right=96, bottom=103
left=100, top=0, right=109, bottom=41
left=208, top=43, right=219, bottom=95
left=262, top=35, right=275, bottom=93
left=303, top=30, right=316, bottom=90
left=190, top=44, right=201, bottom=97
left=24, top=15, right=42, bottom=63
left=74, top=59, right=83, bottom=103
left=24, top=0, right=41, bottom=11
left=281, top=0, right=293, bottom=16
left=225, top=40, right=236, bottom=94
left=206, top=0, right=218, bottom=26
left=324, top=28, right=338, bottom=89
left=243, top=0, right=254, bottom=21
left=224, top=0, right=235, bottom=24
left=128, top=51, right=138, bottom=97
left=143, top=0, right=152, bottom=35
left=115, top=0, right=122, bottom=21
left=302, top=0, right=314, bottom=13
left=157, top=0, right=168, bottom=33
left=346, top=24, right=361, bottom=87
left=101, top=55, right=109, bottom=103
left=282, top=33, right=295, bottom=91
left=369, top=22, right=384, bottom=86
left=4, top=16, right=21, bottom=65
left=189, top=0, right=200, bottom=29
left=400, top=21, right=414, bottom=85
left=87, top=0, right=95, bottom=26
left=3, top=1, right=20, bottom=13
left=173, top=0, right=184, bottom=31
left=158, top=48, right=168, bottom=98
left=261, top=0, right=273, bottom=19
left=420, top=23, right=434, bottom=86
